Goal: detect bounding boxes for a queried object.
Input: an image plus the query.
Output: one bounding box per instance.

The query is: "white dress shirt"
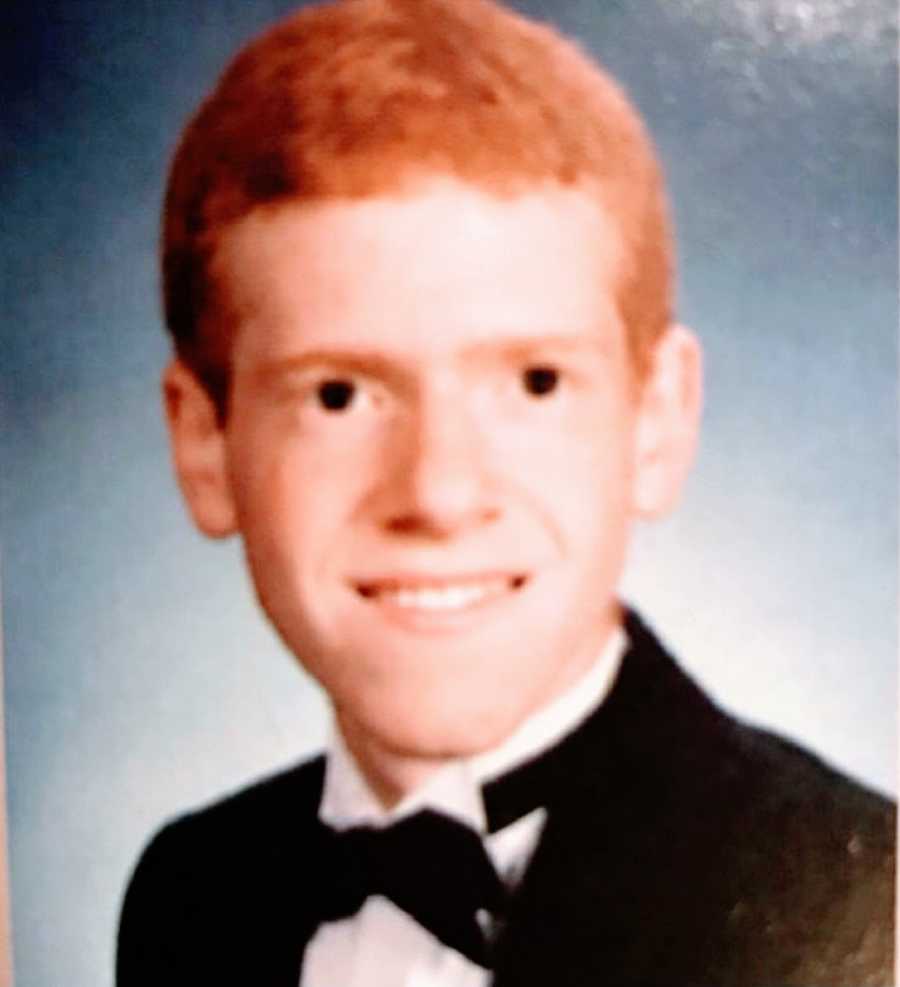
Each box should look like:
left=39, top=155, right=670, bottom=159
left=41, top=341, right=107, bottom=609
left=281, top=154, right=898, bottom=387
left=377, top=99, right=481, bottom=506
left=302, top=627, right=626, bottom=987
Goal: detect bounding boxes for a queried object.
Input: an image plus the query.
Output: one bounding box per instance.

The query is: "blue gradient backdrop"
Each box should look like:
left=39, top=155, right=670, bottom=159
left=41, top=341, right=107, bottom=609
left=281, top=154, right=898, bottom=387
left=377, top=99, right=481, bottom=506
left=1, top=1, right=896, bottom=985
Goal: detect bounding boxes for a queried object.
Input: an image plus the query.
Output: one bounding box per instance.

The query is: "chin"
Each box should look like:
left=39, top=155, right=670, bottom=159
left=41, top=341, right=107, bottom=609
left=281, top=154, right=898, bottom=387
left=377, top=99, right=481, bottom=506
left=352, top=687, right=527, bottom=762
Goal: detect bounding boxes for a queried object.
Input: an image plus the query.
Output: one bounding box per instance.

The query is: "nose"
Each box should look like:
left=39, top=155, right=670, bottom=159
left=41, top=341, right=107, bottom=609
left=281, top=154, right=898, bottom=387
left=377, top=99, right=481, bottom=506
left=378, top=395, right=500, bottom=538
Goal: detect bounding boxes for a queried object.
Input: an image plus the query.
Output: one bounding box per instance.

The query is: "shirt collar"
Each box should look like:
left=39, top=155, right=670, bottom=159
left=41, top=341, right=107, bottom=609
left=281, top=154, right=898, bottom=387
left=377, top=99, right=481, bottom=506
left=319, top=626, right=626, bottom=835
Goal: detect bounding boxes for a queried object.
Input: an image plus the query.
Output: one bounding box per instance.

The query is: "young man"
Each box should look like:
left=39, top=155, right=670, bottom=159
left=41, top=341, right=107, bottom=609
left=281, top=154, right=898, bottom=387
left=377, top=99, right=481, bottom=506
left=117, top=1, right=895, bottom=984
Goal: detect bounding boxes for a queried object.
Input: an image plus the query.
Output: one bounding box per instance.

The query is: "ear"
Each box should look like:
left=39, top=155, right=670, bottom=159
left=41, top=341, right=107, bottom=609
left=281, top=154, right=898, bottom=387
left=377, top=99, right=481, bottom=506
left=631, top=324, right=703, bottom=518
left=162, top=359, right=237, bottom=538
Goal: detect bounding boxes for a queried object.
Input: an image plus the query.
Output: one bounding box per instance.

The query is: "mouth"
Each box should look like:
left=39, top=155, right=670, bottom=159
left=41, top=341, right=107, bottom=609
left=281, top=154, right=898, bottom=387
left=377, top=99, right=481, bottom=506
left=352, top=573, right=529, bottom=618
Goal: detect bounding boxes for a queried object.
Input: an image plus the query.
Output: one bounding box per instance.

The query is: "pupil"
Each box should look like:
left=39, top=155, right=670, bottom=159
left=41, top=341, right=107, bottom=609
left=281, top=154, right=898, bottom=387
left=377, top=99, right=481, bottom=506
left=318, top=379, right=355, bottom=411
left=524, top=366, right=558, bottom=396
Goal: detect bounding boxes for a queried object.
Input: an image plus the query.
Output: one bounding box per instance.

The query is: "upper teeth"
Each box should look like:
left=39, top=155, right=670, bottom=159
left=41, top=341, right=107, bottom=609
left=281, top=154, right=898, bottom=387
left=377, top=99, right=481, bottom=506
left=375, top=579, right=510, bottom=611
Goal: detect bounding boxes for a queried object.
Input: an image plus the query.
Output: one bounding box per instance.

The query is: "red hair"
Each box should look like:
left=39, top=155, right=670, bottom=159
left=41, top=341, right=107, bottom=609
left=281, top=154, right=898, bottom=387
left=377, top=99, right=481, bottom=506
left=163, top=0, right=673, bottom=413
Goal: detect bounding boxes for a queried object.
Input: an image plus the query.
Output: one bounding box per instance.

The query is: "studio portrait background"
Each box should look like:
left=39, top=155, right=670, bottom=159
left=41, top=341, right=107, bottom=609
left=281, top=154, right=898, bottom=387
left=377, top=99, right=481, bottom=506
left=1, top=1, right=896, bottom=985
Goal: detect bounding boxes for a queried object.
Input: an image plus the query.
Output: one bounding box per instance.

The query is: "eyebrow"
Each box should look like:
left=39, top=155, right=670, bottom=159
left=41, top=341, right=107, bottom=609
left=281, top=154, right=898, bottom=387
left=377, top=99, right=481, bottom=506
left=249, top=350, right=409, bottom=391
left=249, top=334, right=613, bottom=386
left=464, top=334, right=614, bottom=365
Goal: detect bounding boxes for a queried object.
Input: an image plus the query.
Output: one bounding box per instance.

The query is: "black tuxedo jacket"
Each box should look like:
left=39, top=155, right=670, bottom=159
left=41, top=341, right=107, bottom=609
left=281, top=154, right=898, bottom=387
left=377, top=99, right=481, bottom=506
left=117, top=612, right=895, bottom=986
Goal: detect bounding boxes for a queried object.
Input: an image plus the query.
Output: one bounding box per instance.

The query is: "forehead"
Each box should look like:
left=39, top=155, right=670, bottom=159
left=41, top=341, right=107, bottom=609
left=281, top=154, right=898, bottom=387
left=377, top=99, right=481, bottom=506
left=212, top=177, right=627, bottom=363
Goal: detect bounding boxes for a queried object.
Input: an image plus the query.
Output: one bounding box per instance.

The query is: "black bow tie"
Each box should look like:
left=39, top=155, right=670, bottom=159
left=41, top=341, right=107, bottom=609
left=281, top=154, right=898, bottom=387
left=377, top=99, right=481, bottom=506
left=317, top=809, right=509, bottom=967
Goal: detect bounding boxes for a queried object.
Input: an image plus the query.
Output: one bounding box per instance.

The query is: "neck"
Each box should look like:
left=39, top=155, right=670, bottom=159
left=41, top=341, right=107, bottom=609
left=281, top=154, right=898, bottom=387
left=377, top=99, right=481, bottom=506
left=336, top=712, right=450, bottom=809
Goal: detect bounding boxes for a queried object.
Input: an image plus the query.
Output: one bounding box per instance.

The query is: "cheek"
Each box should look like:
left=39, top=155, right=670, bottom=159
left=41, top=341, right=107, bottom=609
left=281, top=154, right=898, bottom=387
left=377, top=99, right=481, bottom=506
left=230, top=428, right=383, bottom=567
left=496, top=415, right=637, bottom=533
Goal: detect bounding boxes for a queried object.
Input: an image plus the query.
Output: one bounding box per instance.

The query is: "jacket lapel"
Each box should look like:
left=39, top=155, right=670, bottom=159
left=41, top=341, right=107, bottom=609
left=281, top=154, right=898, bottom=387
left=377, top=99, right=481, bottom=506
left=489, top=611, right=743, bottom=986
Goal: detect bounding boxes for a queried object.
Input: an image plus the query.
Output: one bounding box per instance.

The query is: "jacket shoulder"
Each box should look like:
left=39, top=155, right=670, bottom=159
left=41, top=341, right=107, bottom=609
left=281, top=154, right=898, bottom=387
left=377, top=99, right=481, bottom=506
left=730, top=715, right=893, bottom=837
left=168, top=753, right=325, bottom=839
left=593, top=611, right=896, bottom=985
left=116, top=755, right=326, bottom=986
left=126, top=753, right=326, bottom=891
left=719, top=720, right=895, bottom=985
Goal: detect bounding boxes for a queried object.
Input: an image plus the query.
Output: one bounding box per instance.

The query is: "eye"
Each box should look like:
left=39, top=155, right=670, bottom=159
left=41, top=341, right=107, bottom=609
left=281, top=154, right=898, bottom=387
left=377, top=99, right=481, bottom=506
left=521, top=364, right=560, bottom=397
left=316, top=378, right=357, bottom=412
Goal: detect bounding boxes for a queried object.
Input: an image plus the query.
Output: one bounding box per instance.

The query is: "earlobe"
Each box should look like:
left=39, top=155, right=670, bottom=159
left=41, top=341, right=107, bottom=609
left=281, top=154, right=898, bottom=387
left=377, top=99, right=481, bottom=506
left=162, top=359, right=238, bottom=538
left=632, top=324, right=703, bottom=518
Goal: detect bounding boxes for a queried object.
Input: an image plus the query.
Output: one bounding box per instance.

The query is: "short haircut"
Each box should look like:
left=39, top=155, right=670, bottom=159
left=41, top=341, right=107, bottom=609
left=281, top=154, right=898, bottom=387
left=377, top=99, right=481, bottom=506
left=163, top=0, right=673, bottom=416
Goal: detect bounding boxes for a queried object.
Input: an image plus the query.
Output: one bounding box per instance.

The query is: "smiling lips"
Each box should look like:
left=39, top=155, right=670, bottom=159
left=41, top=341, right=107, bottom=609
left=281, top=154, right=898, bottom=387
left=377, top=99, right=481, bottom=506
left=355, top=574, right=528, bottom=614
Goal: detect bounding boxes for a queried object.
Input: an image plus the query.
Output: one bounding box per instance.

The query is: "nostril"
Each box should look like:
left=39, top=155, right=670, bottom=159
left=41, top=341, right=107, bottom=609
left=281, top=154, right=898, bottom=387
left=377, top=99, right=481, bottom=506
left=384, top=513, right=436, bottom=536
left=382, top=503, right=501, bottom=539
